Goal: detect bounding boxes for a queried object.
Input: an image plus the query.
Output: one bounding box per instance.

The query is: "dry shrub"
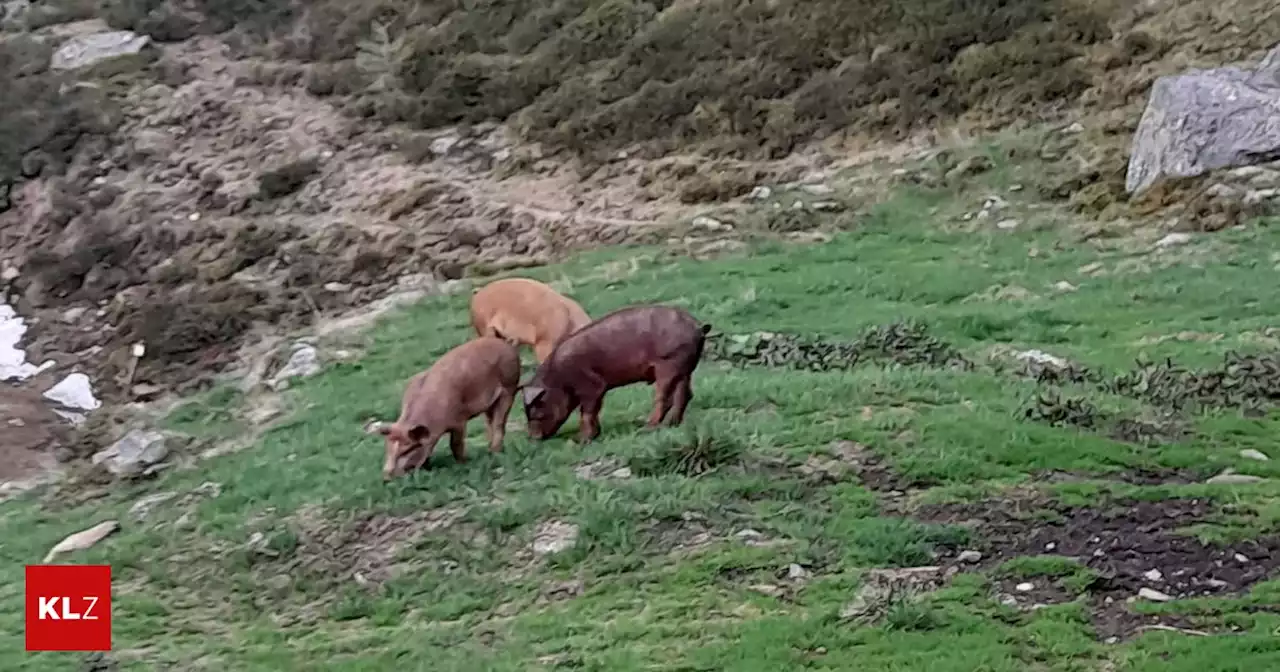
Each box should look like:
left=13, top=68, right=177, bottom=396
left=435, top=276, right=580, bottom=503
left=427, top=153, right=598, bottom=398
left=112, top=0, right=1119, bottom=158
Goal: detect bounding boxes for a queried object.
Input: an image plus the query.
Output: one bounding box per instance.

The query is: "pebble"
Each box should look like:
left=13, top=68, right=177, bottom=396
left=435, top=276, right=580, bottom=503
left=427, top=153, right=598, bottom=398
left=1053, top=281, right=1078, bottom=292
left=1206, top=470, right=1266, bottom=485
left=1015, top=582, right=1034, bottom=592
left=1234, top=553, right=1250, bottom=563
left=957, top=550, right=982, bottom=564
left=996, top=219, right=1020, bottom=230
left=749, top=186, right=772, bottom=200
left=1144, top=568, right=1163, bottom=582
left=1044, top=542, right=1057, bottom=551
left=1239, top=449, right=1270, bottom=461
left=787, top=563, right=808, bottom=580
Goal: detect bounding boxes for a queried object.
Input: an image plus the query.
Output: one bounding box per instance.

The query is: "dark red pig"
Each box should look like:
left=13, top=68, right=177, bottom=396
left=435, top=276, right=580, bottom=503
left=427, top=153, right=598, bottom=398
left=520, top=305, right=711, bottom=443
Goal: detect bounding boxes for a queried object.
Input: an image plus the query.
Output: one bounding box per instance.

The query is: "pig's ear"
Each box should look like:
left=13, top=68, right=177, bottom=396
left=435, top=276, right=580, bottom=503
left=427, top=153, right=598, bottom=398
left=363, top=419, right=391, bottom=436
left=407, top=424, right=429, bottom=443
left=522, top=385, right=545, bottom=406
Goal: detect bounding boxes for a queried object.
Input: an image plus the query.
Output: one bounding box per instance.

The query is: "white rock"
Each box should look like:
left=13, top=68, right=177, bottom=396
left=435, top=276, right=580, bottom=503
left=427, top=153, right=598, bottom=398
left=43, top=521, right=120, bottom=562
left=1206, top=470, right=1266, bottom=485
left=736, top=529, right=763, bottom=539
left=1015, top=349, right=1069, bottom=369
left=996, top=219, right=1020, bottom=230
left=1233, top=553, right=1250, bottom=563
left=1138, top=587, right=1173, bottom=602
left=1053, top=281, right=1078, bottom=292
left=1063, top=122, right=1085, bottom=134
left=1015, top=582, right=1035, bottom=592
left=749, top=186, right=772, bottom=200
left=0, top=267, right=17, bottom=281
left=1155, top=232, right=1192, bottom=248
left=691, top=216, right=731, bottom=232
left=51, top=31, right=151, bottom=71
left=957, top=550, right=982, bottom=563
left=1239, top=449, right=1270, bottom=461
left=1144, top=569, right=1163, bottom=582
left=269, top=345, right=321, bottom=390
left=43, top=373, right=100, bottom=411
left=802, top=184, right=834, bottom=196
left=1009, top=184, right=1024, bottom=192
left=788, top=563, right=809, bottom=580
left=92, top=429, right=168, bottom=477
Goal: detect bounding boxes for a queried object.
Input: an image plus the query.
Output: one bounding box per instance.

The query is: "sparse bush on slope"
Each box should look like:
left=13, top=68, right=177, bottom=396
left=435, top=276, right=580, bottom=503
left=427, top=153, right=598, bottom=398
left=107, top=0, right=1126, bottom=158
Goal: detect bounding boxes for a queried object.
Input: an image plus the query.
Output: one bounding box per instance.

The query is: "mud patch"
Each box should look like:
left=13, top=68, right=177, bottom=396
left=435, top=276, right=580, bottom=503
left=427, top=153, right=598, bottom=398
left=642, top=513, right=719, bottom=555
left=920, top=496, right=1280, bottom=639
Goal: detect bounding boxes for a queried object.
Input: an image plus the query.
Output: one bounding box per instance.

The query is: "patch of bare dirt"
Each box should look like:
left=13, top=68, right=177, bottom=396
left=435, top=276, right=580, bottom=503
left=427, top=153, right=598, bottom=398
left=284, top=506, right=465, bottom=586
left=0, top=383, right=67, bottom=492
left=920, top=495, right=1280, bottom=640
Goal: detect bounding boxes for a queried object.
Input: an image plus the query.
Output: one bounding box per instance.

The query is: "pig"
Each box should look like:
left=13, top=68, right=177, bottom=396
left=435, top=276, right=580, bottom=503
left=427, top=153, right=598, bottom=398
left=469, top=277, right=592, bottom=363
left=520, top=305, right=711, bottom=443
left=364, top=336, right=520, bottom=480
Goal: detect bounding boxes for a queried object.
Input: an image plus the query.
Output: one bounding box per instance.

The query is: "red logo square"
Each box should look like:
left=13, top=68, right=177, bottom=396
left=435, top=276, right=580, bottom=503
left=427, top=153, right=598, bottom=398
left=25, top=565, right=112, bottom=652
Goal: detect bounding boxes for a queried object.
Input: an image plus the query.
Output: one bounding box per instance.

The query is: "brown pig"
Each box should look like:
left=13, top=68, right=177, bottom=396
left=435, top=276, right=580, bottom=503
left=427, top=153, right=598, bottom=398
left=520, top=305, right=711, bottom=443
left=470, top=277, right=592, bottom=363
left=365, top=336, right=520, bottom=480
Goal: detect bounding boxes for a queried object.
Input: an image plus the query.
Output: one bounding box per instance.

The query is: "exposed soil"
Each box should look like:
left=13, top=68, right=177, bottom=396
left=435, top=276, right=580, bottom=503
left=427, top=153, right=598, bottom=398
left=920, top=496, right=1280, bottom=640
left=283, top=506, right=465, bottom=586
left=0, top=384, right=66, bottom=487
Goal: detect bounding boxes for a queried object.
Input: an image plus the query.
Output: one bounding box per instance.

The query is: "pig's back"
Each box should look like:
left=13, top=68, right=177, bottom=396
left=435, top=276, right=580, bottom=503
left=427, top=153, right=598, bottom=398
left=421, top=337, right=520, bottom=399
left=552, top=305, right=700, bottom=373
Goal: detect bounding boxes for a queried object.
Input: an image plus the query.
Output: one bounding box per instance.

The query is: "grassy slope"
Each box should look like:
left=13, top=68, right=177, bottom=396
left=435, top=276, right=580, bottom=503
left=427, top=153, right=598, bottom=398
left=3, top=150, right=1280, bottom=670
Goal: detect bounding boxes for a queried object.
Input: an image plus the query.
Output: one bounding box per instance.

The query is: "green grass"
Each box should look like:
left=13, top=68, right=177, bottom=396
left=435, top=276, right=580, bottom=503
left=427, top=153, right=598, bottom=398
left=4, top=176, right=1280, bottom=670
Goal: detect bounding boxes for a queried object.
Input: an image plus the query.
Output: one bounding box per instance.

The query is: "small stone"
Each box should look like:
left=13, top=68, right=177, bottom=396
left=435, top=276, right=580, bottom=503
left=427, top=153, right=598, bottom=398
left=1062, top=122, right=1085, bottom=134
left=269, top=345, right=321, bottom=390
left=1155, top=232, right=1192, bottom=248
left=749, top=186, right=772, bottom=200
left=691, top=216, right=731, bottom=232
left=129, top=491, right=177, bottom=520
left=531, top=520, right=579, bottom=556
left=1205, top=578, right=1228, bottom=588
left=188, top=212, right=200, bottom=221
left=957, top=550, right=982, bottom=563
left=92, top=429, right=168, bottom=477
left=996, top=219, right=1020, bottom=230
left=1009, top=184, right=1024, bottom=192
left=1053, top=281, right=1078, bottom=292
left=1044, top=542, right=1057, bottom=551
left=1233, top=553, right=1250, bottom=563
left=999, top=595, right=1018, bottom=607
left=750, top=584, right=783, bottom=598
left=1239, top=449, right=1270, bottom=461
left=801, top=183, right=834, bottom=196
left=787, top=564, right=808, bottom=580
left=1079, top=261, right=1105, bottom=275
left=735, top=529, right=763, bottom=540
left=1015, top=582, right=1034, bottom=592
left=1144, top=569, right=1163, bottom=582
left=1105, top=637, right=1119, bottom=645
left=43, top=521, right=120, bottom=562
left=323, top=282, right=351, bottom=292
left=1, top=267, right=18, bottom=281
left=1138, top=587, right=1173, bottom=602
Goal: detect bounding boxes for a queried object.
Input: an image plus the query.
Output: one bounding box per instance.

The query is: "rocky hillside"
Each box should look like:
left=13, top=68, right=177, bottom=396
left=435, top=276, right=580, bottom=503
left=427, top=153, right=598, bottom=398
left=0, top=0, right=1277, bottom=468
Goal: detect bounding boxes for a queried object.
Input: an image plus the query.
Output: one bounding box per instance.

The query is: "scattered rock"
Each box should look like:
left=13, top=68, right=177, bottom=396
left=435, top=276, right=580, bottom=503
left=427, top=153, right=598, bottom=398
left=269, top=344, right=321, bottom=390
left=1015, top=349, right=1070, bottom=369
left=787, top=563, right=809, bottom=580
left=750, top=584, right=784, bottom=597
left=1015, top=582, right=1035, bottom=592
left=1155, top=232, right=1192, bottom=248
left=1137, top=587, right=1174, bottom=602
left=957, top=550, right=982, bottom=563
left=1234, top=553, right=1250, bottom=563
left=735, top=528, right=763, bottom=540
left=1053, top=281, right=1078, bottom=292
left=1143, top=568, right=1164, bottom=582
left=531, top=520, right=579, bottom=556
left=1127, top=44, right=1280, bottom=195
left=749, top=186, right=772, bottom=200
left=129, top=491, right=177, bottom=520
left=91, top=429, right=168, bottom=477
left=1062, top=122, right=1085, bottom=134
left=996, top=219, right=1020, bottom=230
left=50, top=31, right=153, bottom=73
left=944, top=156, right=993, bottom=180
left=43, top=521, right=120, bottom=562
left=43, top=373, right=100, bottom=412
left=801, top=184, right=833, bottom=196
left=1240, top=449, right=1270, bottom=461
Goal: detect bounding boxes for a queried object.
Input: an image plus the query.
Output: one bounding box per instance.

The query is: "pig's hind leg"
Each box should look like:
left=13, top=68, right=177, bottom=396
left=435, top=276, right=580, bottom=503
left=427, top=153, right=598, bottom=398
left=665, top=376, right=694, bottom=426
left=485, top=389, right=515, bottom=453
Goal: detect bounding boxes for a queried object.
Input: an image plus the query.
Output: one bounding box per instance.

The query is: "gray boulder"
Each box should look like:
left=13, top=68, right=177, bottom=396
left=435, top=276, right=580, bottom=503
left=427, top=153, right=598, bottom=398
left=1126, top=45, right=1280, bottom=195
left=91, top=429, right=169, bottom=477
